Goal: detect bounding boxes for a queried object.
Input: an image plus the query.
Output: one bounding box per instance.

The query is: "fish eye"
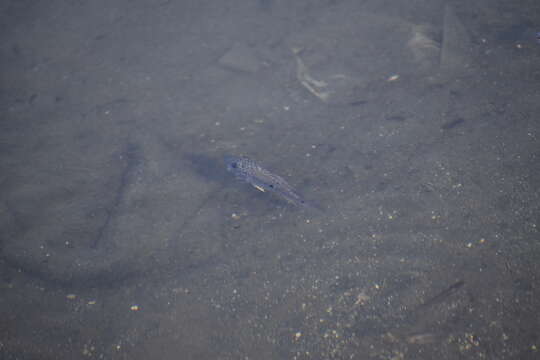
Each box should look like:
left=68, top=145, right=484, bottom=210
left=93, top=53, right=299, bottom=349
left=230, top=163, right=238, bottom=169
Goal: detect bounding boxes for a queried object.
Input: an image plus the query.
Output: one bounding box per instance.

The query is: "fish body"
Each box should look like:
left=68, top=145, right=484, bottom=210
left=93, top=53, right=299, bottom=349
left=225, top=156, right=312, bottom=208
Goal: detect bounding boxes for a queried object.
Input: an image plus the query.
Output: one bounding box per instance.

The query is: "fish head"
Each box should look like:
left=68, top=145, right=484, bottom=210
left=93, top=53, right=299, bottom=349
left=224, top=156, right=241, bottom=172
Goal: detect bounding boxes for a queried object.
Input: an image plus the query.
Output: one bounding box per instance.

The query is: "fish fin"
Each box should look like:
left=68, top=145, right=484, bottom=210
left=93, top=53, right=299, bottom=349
left=253, top=184, right=266, bottom=192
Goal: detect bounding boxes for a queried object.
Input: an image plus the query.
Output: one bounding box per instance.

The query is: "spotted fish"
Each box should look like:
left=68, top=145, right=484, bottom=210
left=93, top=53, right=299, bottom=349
left=225, top=155, right=315, bottom=208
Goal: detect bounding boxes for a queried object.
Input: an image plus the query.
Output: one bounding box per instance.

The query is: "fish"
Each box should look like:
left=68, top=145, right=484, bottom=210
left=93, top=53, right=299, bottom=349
left=225, top=155, right=316, bottom=209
